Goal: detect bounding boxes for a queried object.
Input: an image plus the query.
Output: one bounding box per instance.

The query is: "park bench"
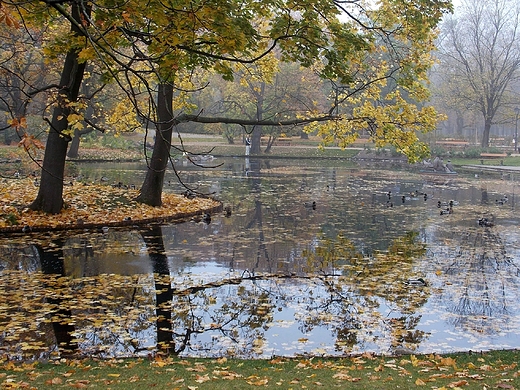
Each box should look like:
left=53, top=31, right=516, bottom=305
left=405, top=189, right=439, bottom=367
left=260, top=137, right=292, bottom=146
left=480, top=152, right=507, bottom=165
left=277, top=137, right=292, bottom=146
left=436, top=140, right=469, bottom=148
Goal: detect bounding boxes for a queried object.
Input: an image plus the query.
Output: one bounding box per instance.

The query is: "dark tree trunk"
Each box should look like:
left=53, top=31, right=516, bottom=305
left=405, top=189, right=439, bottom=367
left=30, top=3, right=89, bottom=214
left=481, top=117, right=491, bottom=148
left=251, top=126, right=262, bottom=154
left=136, top=83, right=174, bottom=207
left=37, top=240, right=78, bottom=356
left=67, top=127, right=95, bottom=158
left=250, top=83, right=265, bottom=154
left=142, top=226, right=175, bottom=354
left=68, top=65, right=98, bottom=159
left=67, top=129, right=82, bottom=159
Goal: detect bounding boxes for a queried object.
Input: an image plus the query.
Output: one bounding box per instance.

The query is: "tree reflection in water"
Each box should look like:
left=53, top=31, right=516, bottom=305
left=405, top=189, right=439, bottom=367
left=435, top=228, right=520, bottom=336
left=1, top=162, right=520, bottom=359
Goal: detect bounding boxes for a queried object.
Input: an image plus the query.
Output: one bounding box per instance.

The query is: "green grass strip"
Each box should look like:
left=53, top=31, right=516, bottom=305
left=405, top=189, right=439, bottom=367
left=1, top=350, right=519, bottom=389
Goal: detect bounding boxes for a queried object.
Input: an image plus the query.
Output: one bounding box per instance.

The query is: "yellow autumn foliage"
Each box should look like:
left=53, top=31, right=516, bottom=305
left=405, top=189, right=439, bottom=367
left=0, top=178, right=220, bottom=231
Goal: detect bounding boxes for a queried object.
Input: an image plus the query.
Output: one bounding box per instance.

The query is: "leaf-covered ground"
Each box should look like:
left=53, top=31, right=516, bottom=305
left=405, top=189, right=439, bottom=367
left=0, top=178, right=220, bottom=232
left=1, top=350, right=519, bottom=389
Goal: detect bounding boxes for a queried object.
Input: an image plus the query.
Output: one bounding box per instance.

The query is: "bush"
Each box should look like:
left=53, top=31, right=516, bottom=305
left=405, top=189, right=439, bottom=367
left=429, top=145, right=507, bottom=159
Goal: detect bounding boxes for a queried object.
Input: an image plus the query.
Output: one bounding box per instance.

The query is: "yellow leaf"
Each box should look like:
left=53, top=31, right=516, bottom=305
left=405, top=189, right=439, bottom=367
left=410, top=355, right=419, bottom=367
left=195, top=374, right=210, bottom=383
left=246, top=377, right=269, bottom=386
left=415, top=378, right=426, bottom=385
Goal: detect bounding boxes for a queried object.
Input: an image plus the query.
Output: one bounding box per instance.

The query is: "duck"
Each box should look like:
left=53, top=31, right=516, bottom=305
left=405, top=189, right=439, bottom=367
left=224, top=206, right=232, bottom=217
left=438, top=200, right=458, bottom=208
left=304, top=201, right=317, bottom=210
left=440, top=207, right=453, bottom=215
left=478, top=217, right=494, bottom=227
left=496, top=196, right=508, bottom=205
left=182, top=189, right=196, bottom=199
left=202, top=213, right=211, bottom=224
left=405, top=277, right=427, bottom=287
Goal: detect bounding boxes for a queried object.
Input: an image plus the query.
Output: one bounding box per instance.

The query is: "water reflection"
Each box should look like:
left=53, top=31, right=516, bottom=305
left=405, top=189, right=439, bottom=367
left=1, top=158, right=520, bottom=359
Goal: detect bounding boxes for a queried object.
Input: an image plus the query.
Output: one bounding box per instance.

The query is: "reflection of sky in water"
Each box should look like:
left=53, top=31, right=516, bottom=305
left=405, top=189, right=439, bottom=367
left=2, top=159, right=520, bottom=358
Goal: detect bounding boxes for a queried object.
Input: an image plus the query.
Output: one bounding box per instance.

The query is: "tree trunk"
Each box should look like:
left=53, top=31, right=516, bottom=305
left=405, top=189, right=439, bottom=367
left=67, top=127, right=95, bottom=158
left=29, top=3, right=89, bottom=214
left=136, top=83, right=174, bottom=207
left=38, top=240, right=78, bottom=356
left=67, top=129, right=81, bottom=159
left=251, top=126, right=262, bottom=154
left=142, top=226, right=176, bottom=354
left=250, top=83, right=265, bottom=154
left=455, top=112, right=464, bottom=137
left=481, top=117, right=491, bottom=148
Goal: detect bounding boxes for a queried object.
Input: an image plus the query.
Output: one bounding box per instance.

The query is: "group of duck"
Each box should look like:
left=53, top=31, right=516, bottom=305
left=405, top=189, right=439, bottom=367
left=384, top=190, right=429, bottom=208
left=383, top=189, right=507, bottom=229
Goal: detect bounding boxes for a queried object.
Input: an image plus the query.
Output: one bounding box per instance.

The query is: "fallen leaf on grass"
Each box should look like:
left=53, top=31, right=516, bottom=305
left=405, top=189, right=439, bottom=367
left=70, top=381, right=90, bottom=389
left=246, top=375, right=269, bottom=386
left=186, top=364, right=206, bottom=372
left=497, top=383, right=515, bottom=389
left=194, top=374, right=210, bottom=383
left=212, top=370, right=242, bottom=380
left=447, top=379, right=468, bottom=387
left=46, top=377, right=63, bottom=385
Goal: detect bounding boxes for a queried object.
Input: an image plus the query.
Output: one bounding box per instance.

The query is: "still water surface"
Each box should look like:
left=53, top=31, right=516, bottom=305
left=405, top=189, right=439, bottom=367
left=1, top=157, right=520, bottom=359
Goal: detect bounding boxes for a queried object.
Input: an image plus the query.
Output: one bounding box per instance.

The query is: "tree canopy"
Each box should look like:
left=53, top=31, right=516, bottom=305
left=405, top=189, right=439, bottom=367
left=436, top=0, right=520, bottom=147
left=0, top=0, right=452, bottom=213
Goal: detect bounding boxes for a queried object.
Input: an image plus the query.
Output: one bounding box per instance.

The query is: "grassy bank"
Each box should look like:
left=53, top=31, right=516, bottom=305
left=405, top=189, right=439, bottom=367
left=1, top=350, right=519, bottom=389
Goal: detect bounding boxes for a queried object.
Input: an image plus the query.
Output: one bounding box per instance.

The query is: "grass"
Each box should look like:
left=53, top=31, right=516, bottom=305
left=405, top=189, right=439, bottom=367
left=1, top=350, right=519, bottom=389
left=449, top=156, right=520, bottom=167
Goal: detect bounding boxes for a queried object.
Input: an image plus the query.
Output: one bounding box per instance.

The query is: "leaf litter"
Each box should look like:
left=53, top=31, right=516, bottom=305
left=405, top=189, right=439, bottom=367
left=0, top=178, right=220, bottom=231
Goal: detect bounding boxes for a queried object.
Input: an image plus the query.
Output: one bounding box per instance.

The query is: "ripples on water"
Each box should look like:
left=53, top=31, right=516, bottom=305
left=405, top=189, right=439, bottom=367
left=1, top=158, right=520, bottom=360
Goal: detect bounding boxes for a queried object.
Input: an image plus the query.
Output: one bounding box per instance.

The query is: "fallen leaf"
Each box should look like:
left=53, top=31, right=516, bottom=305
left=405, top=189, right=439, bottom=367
left=194, top=374, right=210, bottom=383
left=497, top=384, right=514, bottom=389
left=447, top=379, right=468, bottom=387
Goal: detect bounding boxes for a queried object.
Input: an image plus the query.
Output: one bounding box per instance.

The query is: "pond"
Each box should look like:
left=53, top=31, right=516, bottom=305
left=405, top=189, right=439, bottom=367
left=1, top=157, right=520, bottom=360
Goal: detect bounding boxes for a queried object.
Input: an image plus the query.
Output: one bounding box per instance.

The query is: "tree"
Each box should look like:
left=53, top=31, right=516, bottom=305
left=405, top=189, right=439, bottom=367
left=437, top=0, right=520, bottom=147
left=2, top=0, right=452, bottom=212
left=130, top=0, right=451, bottom=205
left=28, top=2, right=91, bottom=213
left=202, top=55, right=325, bottom=154
left=0, top=10, right=51, bottom=145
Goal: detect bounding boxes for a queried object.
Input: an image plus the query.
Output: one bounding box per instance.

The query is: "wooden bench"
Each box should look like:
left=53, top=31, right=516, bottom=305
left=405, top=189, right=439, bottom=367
left=436, top=140, right=469, bottom=148
left=260, top=137, right=292, bottom=146
left=480, top=153, right=507, bottom=165
left=277, top=137, right=292, bottom=146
